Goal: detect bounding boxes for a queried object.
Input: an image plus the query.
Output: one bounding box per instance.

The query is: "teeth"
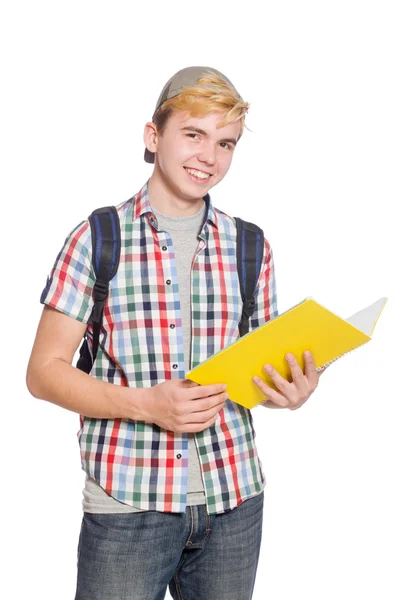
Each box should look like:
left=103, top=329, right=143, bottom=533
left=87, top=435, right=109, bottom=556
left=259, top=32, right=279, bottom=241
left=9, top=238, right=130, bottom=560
left=185, top=167, right=210, bottom=179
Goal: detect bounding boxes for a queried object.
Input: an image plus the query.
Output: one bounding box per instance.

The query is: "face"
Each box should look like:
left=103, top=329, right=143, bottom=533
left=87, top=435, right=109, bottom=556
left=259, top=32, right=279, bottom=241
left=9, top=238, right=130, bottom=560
left=144, top=111, right=241, bottom=201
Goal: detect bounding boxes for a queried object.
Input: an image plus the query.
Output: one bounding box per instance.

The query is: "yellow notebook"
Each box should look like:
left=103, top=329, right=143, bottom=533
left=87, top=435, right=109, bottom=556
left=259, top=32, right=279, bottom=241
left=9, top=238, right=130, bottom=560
left=186, top=297, right=388, bottom=410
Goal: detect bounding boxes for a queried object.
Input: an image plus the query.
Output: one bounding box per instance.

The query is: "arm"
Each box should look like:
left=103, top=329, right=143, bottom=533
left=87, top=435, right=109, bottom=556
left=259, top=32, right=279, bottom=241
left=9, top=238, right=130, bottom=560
left=28, top=219, right=148, bottom=420
left=26, top=305, right=148, bottom=420
left=26, top=306, right=229, bottom=432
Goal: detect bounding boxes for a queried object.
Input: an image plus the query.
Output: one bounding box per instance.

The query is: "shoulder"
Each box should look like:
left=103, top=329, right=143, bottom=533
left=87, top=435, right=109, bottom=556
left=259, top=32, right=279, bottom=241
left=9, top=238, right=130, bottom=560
left=213, top=205, right=236, bottom=230
left=68, top=195, right=134, bottom=249
left=213, top=205, right=275, bottom=268
left=114, top=196, right=135, bottom=225
left=213, top=205, right=269, bottom=245
left=213, top=205, right=265, bottom=236
left=61, top=218, right=91, bottom=257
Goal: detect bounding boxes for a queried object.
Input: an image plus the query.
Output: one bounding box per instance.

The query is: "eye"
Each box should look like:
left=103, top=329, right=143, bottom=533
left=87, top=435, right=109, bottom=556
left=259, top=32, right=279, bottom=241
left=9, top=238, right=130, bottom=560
left=186, top=133, right=200, bottom=140
left=220, top=142, right=233, bottom=150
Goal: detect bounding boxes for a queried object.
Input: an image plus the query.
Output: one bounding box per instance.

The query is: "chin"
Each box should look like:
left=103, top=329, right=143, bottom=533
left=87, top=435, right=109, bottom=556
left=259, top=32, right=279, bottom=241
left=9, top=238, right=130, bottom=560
left=177, top=178, right=208, bottom=199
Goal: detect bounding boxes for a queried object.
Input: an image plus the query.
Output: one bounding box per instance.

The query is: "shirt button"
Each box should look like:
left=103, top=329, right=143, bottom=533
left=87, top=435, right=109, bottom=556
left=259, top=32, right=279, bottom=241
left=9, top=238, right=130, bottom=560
left=176, top=454, right=182, bottom=459
left=170, top=324, right=175, bottom=329
left=172, top=364, right=178, bottom=369
left=166, top=279, right=171, bottom=285
left=162, top=246, right=167, bottom=251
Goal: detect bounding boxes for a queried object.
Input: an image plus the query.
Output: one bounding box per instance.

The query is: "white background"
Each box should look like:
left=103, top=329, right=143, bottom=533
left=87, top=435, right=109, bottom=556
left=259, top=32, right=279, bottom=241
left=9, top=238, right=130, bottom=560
left=1, top=1, right=396, bottom=599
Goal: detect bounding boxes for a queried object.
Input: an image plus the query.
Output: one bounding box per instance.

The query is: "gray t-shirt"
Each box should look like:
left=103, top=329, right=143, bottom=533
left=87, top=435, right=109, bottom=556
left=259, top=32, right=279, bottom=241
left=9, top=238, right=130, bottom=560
left=83, top=200, right=212, bottom=512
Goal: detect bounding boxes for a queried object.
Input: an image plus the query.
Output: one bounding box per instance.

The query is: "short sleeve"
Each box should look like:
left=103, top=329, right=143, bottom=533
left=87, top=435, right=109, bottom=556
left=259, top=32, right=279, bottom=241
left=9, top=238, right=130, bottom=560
left=40, top=219, right=95, bottom=324
left=248, top=236, right=278, bottom=333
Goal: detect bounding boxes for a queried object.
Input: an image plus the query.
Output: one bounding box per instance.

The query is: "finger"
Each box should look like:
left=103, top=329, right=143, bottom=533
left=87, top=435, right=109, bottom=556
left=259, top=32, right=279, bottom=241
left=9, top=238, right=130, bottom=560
left=182, top=378, right=200, bottom=387
left=263, top=363, right=294, bottom=397
left=187, top=392, right=228, bottom=414
left=252, top=376, right=289, bottom=408
left=180, top=414, right=219, bottom=433
left=285, top=353, right=307, bottom=393
left=303, top=350, right=320, bottom=387
left=183, top=398, right=226, bottom=422
left=187, top=383, right=227, bottom=400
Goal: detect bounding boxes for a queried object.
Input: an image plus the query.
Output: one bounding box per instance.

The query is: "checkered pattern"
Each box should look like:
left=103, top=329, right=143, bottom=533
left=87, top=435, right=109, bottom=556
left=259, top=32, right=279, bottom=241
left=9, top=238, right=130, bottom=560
left=41, top=180, right=278, bottom=514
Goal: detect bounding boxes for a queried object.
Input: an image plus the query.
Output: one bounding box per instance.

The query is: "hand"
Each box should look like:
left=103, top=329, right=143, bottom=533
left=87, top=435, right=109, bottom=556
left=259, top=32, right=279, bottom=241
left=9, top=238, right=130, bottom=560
left=253, top=351, right=325, bottom=410
left=143, top=379, right=229, bottom=433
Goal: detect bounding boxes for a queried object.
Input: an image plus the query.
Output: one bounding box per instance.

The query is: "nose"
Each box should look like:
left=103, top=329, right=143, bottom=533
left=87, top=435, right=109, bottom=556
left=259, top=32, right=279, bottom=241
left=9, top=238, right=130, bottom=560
left=197, top=141, right=216, bottom=166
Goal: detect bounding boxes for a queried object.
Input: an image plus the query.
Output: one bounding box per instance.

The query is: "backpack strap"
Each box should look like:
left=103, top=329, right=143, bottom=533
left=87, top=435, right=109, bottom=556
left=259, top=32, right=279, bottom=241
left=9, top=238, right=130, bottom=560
left=234, top=217, right=264, bottom=337
left=76, top=210, right=262, bottom=371
left=76, top=206, right=121, bottom=373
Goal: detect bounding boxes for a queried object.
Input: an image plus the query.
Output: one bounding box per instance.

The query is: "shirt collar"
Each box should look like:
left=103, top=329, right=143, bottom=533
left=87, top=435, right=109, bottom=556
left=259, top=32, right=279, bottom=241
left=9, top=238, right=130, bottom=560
left=132, top=179, right=218, bottom=230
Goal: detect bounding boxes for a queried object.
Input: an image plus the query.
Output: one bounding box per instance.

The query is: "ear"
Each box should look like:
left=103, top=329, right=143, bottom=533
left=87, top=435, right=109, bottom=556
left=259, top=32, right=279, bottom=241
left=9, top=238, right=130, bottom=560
left=143, top=122, right=158, bottom=155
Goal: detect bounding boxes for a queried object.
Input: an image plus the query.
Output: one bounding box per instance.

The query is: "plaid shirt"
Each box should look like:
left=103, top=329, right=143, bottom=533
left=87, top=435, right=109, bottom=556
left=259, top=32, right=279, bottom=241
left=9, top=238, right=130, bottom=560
left=40, top=180, right=278, bottom=514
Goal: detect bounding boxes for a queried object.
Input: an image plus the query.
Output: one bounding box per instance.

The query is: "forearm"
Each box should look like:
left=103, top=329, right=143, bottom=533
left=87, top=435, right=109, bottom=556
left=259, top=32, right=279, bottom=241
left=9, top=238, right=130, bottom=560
left=26, top=357, right=149, bottom=420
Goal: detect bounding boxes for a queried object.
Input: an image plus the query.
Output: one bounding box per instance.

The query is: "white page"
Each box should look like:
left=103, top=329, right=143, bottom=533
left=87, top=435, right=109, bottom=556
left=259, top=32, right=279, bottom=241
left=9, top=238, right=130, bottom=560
left=345, top=297, right=388, bottom=336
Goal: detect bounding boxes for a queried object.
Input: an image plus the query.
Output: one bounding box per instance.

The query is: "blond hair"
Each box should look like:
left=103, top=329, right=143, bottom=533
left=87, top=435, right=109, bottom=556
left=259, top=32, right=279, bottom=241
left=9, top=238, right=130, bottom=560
left=153, top=71, right=250, bottom=141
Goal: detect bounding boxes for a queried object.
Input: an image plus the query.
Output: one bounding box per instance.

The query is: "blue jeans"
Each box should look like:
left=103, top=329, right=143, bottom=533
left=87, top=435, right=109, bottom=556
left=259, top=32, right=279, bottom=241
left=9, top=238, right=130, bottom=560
left=75, top=490, right=264, bottom=600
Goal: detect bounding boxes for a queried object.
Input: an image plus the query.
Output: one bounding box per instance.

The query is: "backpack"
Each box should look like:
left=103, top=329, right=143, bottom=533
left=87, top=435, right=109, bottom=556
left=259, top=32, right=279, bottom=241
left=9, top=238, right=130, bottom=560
left=76, top=206, right=264, bottom=374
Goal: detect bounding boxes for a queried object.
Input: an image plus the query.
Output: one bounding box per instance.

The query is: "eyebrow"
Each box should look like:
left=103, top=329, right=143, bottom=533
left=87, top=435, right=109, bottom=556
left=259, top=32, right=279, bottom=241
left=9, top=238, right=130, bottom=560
left=180, top=126, right=238, bottom=147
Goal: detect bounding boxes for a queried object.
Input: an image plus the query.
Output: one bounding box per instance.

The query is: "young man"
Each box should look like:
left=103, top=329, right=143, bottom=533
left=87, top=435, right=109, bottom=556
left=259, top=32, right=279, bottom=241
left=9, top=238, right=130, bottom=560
left=27, top=66, right=321, bottom=600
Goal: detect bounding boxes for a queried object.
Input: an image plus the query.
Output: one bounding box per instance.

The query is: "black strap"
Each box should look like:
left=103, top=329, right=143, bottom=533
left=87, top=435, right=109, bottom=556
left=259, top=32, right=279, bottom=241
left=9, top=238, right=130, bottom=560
left=76, top=206, right=121, bottom=373
left=235, top=217, right=264, bottom=337
left=77, top=209, right=263, bottom=372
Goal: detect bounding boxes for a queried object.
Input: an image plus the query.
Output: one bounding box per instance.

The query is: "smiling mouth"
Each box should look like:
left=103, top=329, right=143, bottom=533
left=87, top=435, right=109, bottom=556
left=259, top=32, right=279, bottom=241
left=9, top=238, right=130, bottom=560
left=183, top=167, right=213, bottom=180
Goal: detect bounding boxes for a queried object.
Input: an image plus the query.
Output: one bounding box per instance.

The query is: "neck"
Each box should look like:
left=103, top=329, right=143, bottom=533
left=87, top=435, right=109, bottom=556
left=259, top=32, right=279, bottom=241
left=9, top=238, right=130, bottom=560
left=147, top=170, right=205, bottom=217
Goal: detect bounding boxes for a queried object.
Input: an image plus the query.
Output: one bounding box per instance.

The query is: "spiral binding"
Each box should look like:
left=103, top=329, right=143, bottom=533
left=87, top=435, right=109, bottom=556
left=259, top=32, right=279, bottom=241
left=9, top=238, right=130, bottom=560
left=316, top=343, right=367, bottom=371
